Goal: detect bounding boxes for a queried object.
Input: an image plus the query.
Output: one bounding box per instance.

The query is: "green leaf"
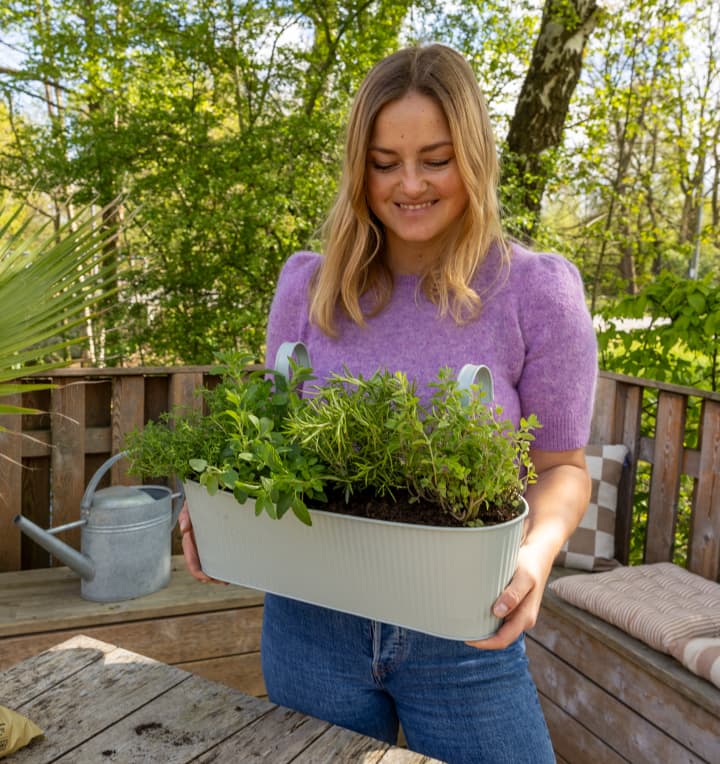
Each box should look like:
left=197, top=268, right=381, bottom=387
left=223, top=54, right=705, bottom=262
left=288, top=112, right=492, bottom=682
left=292, top=499, right=313, bottom=526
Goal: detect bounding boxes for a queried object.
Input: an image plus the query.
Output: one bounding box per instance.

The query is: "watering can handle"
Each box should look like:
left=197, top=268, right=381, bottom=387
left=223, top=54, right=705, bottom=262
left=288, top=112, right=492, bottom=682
left=80, top=451, right=127, bottom=514
left=457, top=364, right=494, bottom=405
left=274, top=341, right=311, bottom=382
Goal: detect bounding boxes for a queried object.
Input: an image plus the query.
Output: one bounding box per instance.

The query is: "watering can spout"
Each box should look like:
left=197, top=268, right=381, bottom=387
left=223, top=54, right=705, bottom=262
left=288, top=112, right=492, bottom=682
left=13, top=514, right=95, bottom=581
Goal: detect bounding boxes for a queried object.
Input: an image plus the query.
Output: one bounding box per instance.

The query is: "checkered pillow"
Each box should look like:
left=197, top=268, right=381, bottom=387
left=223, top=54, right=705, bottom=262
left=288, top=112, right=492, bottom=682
left=554, top=444, right=629, bottom=571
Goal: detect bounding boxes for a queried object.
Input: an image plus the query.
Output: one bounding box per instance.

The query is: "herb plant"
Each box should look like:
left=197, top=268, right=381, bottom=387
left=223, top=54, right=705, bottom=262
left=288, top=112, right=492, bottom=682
left=285, top=368, right=541, bottom=526
left=125, top=352, right=327, bottom=525
left=126, top=356, right=540, bottom=528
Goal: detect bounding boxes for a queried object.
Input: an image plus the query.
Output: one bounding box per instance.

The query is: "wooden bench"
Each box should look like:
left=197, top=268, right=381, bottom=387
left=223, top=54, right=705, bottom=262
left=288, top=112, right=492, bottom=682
left=527, top=371, right=720, bottom=764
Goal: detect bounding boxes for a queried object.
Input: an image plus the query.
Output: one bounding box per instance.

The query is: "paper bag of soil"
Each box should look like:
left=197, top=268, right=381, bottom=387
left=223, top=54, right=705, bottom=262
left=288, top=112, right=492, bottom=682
left=0, top=706, right=43, bottom=758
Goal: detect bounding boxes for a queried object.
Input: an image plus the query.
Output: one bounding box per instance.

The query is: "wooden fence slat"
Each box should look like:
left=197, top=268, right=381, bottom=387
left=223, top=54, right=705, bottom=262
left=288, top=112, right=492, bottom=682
left=589, top=375, right=616, bottom=444
left=50, top=380, right=86, bottom=556
left=168, top=371, right=204, bottom=413
left=111, top=375, right=146, bottom=484
left=0, top=394, right=23, bottom=572
left=689, top=399, right=720, bottom=581
left=168, top=372, right=204, bottom=555
left=646, top=391, right=686, bottom=563
left=614, top=383, right=643, bottom=565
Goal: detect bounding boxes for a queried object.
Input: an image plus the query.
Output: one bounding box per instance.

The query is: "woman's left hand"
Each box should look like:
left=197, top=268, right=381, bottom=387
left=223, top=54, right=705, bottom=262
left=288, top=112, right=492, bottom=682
left=465, top=540, right=554, bottom=650
left=465, top=446, right=591, bottom=651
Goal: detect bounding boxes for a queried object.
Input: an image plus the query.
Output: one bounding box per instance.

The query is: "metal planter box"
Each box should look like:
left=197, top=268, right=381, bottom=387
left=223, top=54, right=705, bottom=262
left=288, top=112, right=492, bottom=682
left=185, top=479, right=527, bottom=641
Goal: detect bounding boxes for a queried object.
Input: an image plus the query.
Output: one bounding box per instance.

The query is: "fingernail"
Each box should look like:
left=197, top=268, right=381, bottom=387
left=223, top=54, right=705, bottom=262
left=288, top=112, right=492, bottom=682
left=494, top=602, right=509, bottom=617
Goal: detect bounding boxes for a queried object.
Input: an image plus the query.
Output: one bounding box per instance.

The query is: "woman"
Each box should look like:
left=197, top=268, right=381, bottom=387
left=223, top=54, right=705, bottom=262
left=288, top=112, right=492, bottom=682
left=180, top=43, right=596, bottom=763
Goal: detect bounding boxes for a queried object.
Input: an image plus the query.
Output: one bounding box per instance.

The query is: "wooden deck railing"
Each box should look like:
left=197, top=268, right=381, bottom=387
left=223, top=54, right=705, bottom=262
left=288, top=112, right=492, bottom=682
left=1, top=367, right=719, bottom=579
left=591, top=371, right=720, bottom=581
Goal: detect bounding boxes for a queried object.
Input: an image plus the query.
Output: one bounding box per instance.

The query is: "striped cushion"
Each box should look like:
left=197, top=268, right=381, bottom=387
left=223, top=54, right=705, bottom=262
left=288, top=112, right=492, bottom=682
left=555, top=444, right=628, bottom=571
left=669, top=638, right=720, bottom=689
left=550, top=563, right=720, bottom=655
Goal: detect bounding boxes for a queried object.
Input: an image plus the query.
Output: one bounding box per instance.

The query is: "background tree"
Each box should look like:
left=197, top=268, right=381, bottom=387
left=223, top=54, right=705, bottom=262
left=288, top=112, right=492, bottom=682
left=501, top=0, right=606, bottom=237
left=0, top=0, right=717, bottom=373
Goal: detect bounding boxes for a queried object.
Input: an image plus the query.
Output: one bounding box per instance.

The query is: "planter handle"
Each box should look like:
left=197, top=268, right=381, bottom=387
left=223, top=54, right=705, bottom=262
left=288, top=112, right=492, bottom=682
left=274, top=342, right=492, bottom=405
left=457, top=364, right=493, bottom=405
left=274, top=341, right=312, bottom=382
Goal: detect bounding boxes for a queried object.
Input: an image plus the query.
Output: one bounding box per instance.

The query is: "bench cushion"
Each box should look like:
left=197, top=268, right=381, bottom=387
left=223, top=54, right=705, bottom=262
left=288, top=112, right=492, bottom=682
left=550, top=562, right=720, bottom=684
left=554, top=443, right=627, bottom=571
left=669, top=637, right=720, bottom=689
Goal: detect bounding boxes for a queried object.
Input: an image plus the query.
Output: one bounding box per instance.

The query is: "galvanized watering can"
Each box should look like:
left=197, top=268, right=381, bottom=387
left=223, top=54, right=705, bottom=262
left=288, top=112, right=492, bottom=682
left=14, top=452, right=183, bottom=602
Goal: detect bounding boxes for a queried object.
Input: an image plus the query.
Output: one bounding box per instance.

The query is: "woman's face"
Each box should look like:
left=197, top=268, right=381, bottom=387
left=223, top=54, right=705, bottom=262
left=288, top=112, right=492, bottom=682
left=366, top=92, right=469, bottom=274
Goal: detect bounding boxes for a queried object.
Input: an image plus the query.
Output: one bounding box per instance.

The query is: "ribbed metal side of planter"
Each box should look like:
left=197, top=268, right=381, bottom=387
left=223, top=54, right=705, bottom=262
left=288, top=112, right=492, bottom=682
left=185, top=479, right=527, bottom=640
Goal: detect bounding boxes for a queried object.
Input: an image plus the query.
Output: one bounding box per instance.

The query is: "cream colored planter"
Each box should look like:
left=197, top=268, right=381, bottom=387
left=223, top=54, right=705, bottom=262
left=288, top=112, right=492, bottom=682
left=185, top=479, right=527, bottom=641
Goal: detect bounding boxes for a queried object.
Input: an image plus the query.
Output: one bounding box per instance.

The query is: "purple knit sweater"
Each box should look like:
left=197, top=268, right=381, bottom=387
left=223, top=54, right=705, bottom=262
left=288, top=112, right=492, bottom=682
left=266, top=243, right=598, bottom=451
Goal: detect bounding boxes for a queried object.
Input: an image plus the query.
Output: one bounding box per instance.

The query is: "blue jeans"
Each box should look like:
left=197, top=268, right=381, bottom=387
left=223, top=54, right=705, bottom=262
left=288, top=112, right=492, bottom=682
left=261, top=595, right=555, bottom=764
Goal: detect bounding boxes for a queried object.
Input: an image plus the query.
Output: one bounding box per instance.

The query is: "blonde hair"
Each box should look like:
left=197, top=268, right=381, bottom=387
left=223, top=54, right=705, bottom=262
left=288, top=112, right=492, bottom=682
left=309, top=43, right=507, bottom=336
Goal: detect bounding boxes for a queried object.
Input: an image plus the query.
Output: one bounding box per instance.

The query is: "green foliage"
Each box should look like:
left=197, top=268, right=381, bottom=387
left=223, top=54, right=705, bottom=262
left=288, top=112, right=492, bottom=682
left=285, top=368, right=540, bottom=525
left=0, top=0, right=412, bottom=364
left=2, top=0, right=718, bottom=362
left=598, top=271, right=720, bottom=391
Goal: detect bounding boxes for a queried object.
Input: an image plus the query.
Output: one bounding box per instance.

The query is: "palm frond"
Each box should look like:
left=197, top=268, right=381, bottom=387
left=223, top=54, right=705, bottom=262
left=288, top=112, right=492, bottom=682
left=0, top=198, right=128, bottom=430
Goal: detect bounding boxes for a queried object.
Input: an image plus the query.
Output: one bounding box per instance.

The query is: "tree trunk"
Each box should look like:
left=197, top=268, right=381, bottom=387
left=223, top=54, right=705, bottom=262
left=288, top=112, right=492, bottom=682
left=503, top=0, right=601, bottom=237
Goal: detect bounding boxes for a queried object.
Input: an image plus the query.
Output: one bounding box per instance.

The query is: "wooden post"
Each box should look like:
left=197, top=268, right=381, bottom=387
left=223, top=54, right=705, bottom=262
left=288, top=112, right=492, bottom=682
left=646, top=392, right=686, bottom=563
left=0, top=394, right=23, bottom=572
left=50, top=380, right=86, bottom=557
left=689, top=399, right=720, bottom=581
left=111, top=375, right=145, bottom=485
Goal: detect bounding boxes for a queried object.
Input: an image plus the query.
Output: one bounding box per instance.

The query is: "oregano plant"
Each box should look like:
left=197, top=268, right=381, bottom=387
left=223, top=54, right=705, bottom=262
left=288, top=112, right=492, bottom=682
left=125, top=352, right=328, bottom=525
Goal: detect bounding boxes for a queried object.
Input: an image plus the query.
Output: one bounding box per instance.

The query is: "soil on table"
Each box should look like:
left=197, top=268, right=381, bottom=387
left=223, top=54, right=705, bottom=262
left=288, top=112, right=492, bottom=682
left=320, top=487, right=521, bottom=527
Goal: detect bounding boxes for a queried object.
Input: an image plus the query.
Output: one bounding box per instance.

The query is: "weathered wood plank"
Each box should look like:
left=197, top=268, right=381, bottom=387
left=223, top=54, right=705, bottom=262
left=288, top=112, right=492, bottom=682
left=646, top=391, right=686, bottom=563
left=8, top=644, right=190, bottom=762
left=192, top=704, right=329, bottom=763
left=177, top=652, right=265, bottom=697
left=293, top=724, right=392, bottom=763
left=689, top=398, right=720, bottom=581
left=168, top=371, right=204, bottom=413
left=613, top=382, right=642, bottom=565
left=526, top=636, right=707, bottom=764
left=111, top=375, right=145, bottom=484
left=589, top=375, right=616, bottom=444
left=537, top=691, right=628, bottom=764
left=0, top=557, right=264, bottom=640
left=0, top=634, right=113, bottom=707
left=50, top=379, right=86, bottom=554
left=54, top=673, right=273, bottom=763
left=597, top=370, right=720, bottom=402
left=20, top=455, right=52, bottom=569
left=0, top=393, right=23, bottom=572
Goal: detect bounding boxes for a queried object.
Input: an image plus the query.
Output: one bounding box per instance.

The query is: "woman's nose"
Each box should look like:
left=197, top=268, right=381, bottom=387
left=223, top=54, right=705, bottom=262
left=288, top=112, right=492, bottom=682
left=400, top=165, right=427, bottom=196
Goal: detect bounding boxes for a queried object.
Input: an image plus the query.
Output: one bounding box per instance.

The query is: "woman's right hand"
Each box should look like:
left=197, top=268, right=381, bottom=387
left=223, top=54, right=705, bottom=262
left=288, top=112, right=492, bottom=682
left=178, top=502, right=222, bottom=583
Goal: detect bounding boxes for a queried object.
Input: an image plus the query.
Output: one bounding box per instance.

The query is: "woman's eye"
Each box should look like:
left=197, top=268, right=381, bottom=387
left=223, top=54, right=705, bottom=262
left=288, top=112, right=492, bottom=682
left=426, top=159, right=450, bottom=168
left=371, top=161, right=397, bottom=171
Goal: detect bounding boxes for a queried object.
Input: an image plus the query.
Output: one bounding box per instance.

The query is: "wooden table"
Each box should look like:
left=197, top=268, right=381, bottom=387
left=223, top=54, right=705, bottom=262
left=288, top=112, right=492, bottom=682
left=0, top=635, right=441, bottom=763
